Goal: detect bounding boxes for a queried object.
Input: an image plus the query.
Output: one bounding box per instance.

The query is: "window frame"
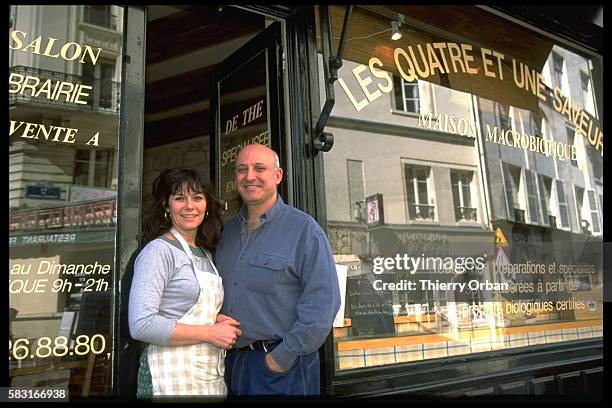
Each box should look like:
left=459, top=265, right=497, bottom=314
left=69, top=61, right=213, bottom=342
left=450, top=169, right=477, bottom=223
left=73, top=148, right=114, bottom=188
left=565, top=124, right=578, bottom=167
left=502, top=162, right=526, bottom=222
left=497, top=102, right=511, bottom=129
left=552, top=52, right=565, bottom=89
left=580, top=71, right=593, bottom=112
left=586, top=189, right=601, bottom=235
left=530, top=111, right=545, bottom=139
left=393, top=75, right=421, bottom=114
left=403, top=163, right=435, bottom=222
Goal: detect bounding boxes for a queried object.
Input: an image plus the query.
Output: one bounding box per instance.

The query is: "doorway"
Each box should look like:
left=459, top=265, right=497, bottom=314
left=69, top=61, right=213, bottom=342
left=143, top=5, right=286, bottom=219
left=117, top=5, right=291, bottom=395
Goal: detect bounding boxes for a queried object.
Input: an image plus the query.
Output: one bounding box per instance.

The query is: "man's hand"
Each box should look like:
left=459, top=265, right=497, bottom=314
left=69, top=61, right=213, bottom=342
left=207, top=323, right=241, bottom=349
left=265, top=353, right=286, bottom=374
left=216, top=313, right=241, bottom=327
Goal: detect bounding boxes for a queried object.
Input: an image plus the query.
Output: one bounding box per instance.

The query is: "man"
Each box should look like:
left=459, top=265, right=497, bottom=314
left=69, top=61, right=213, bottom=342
left=216, top=144, right=340, bottom=396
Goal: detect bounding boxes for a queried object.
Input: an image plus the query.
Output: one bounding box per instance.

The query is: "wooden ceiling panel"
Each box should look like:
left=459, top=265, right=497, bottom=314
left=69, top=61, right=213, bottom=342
left=146, top=65, right=215, bottom=114
left=147, top=5, right=264, bottom=65
left=145, top=62, right=265, bottom=115
left=145, top=95, right=267, bottom=148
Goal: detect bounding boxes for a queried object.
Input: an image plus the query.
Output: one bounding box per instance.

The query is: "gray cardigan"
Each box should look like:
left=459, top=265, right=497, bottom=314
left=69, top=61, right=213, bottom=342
left=128, top=236, right=215, bottom=346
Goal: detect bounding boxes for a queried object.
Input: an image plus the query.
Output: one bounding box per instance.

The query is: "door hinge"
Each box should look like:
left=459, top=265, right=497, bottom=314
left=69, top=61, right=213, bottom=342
left=282, top=50, right=286, bottom=72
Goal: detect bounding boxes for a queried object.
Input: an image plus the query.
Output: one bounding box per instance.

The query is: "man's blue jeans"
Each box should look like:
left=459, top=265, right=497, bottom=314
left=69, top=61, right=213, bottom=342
left=225, top=348, right=320, bottom=396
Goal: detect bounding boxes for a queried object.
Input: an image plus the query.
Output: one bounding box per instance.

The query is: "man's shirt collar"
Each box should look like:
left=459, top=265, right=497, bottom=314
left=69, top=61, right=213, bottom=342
left=238, top=195, right=285, bottom=224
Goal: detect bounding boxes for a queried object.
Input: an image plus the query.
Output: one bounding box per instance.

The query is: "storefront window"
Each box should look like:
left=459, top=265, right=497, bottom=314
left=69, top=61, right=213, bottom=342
left=9, top=5, right=123, bottom=395
left=317, top=5, right=602, bottom=372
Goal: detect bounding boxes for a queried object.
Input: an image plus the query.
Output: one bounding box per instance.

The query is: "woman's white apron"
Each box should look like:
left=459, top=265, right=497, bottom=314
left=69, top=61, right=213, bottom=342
left=147, top=228, right=226, bottom=396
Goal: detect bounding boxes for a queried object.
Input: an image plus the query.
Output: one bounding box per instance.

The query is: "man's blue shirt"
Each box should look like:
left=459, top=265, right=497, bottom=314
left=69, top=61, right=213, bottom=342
left=215, top=196, right=341, bottom=370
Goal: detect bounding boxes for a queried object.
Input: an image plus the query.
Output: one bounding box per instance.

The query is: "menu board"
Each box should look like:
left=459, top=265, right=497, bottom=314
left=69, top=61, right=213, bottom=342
left=346, top=275, right=396, bottom=336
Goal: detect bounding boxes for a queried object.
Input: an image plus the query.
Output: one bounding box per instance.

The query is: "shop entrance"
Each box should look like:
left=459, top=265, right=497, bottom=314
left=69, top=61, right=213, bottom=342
left=142, top=6, right=286, bottom=220
left=117, top=6, right=289, bottom=394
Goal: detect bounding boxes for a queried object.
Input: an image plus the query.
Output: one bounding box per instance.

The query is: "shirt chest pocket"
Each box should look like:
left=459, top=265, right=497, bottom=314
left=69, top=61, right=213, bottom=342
left=246, top=253, right=289, bottom=294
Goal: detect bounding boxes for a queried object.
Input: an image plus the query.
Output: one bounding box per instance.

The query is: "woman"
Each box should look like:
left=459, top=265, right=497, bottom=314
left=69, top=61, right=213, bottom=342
left=129, top=168, right=240, bottom=397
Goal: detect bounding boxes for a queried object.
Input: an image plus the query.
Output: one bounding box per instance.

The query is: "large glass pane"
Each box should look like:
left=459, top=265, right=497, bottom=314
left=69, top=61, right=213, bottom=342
left=217, top=51, right=270, bottom=219
left=347, top=159, right=365, bottom=216
left=9, top=5, right=123, bottom=396
left=318, top=5, right=602, bottom=373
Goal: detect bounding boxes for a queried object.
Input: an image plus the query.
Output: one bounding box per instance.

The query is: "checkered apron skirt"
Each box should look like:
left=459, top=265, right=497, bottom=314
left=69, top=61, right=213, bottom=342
left=147, top=229, right=227, bottom=396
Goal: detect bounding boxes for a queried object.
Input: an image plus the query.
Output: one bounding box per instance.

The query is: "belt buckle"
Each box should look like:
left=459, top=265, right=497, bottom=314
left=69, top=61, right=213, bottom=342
left=248, top=343, right=256, bottom=351
left=262, top=341, right=269, bottom=353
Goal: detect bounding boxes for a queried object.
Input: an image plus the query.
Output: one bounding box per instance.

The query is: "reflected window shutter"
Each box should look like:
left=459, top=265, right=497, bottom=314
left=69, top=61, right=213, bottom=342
left=501, top=162, right=515, bottom=221
left=587, top=190, right=601, bottom=233
left=555, top=180, right=570, bottom=229
left=405, top=165, right=416, bottom=204
left=599, top=194, right=603, bottom=217
left=538, top=174, right=549, bottom=226
left=524, top=169, right=540, bottom=224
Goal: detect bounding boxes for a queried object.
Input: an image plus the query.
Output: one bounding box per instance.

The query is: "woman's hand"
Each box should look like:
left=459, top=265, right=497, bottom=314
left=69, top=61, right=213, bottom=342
left=207, top=321, right=242, bottom=349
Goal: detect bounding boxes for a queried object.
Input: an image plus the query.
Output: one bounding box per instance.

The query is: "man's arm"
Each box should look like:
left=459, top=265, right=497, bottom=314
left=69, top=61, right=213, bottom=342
left=269, top=225, right=341, bottom=371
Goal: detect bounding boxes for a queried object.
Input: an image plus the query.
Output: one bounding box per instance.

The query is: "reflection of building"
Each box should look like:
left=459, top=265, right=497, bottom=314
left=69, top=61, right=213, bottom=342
left=9, top=5, right=122, bottom=395
left=323, top=57, right=495, bottom=332
left=477, top=46, right=603, bottom=323
left=321, top=7, right=602, bottom=378
left=9, top=5, right=123, bottom=209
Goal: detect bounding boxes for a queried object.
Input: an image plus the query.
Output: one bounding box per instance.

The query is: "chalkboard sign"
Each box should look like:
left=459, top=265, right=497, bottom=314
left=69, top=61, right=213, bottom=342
left=346, top=275, right=396, bottom=336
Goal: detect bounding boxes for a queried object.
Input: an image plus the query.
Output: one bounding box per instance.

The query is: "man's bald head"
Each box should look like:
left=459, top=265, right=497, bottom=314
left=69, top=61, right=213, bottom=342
left=236, top=144, right=280, bottom=169
left=234, top=144, right=283, bottom=211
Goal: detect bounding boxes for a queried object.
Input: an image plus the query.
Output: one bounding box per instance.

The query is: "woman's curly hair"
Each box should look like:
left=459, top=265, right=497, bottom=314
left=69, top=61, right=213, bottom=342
left=141, top=168, right=222, bottom=251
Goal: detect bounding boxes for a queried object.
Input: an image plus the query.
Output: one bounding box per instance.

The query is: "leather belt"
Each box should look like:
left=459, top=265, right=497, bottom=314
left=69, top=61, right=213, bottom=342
left=232, top=340, right=280, bottom=353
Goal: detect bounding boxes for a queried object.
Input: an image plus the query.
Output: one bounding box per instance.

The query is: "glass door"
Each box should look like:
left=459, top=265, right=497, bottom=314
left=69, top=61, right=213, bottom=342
left=210, top=22, right=286, bottom=219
